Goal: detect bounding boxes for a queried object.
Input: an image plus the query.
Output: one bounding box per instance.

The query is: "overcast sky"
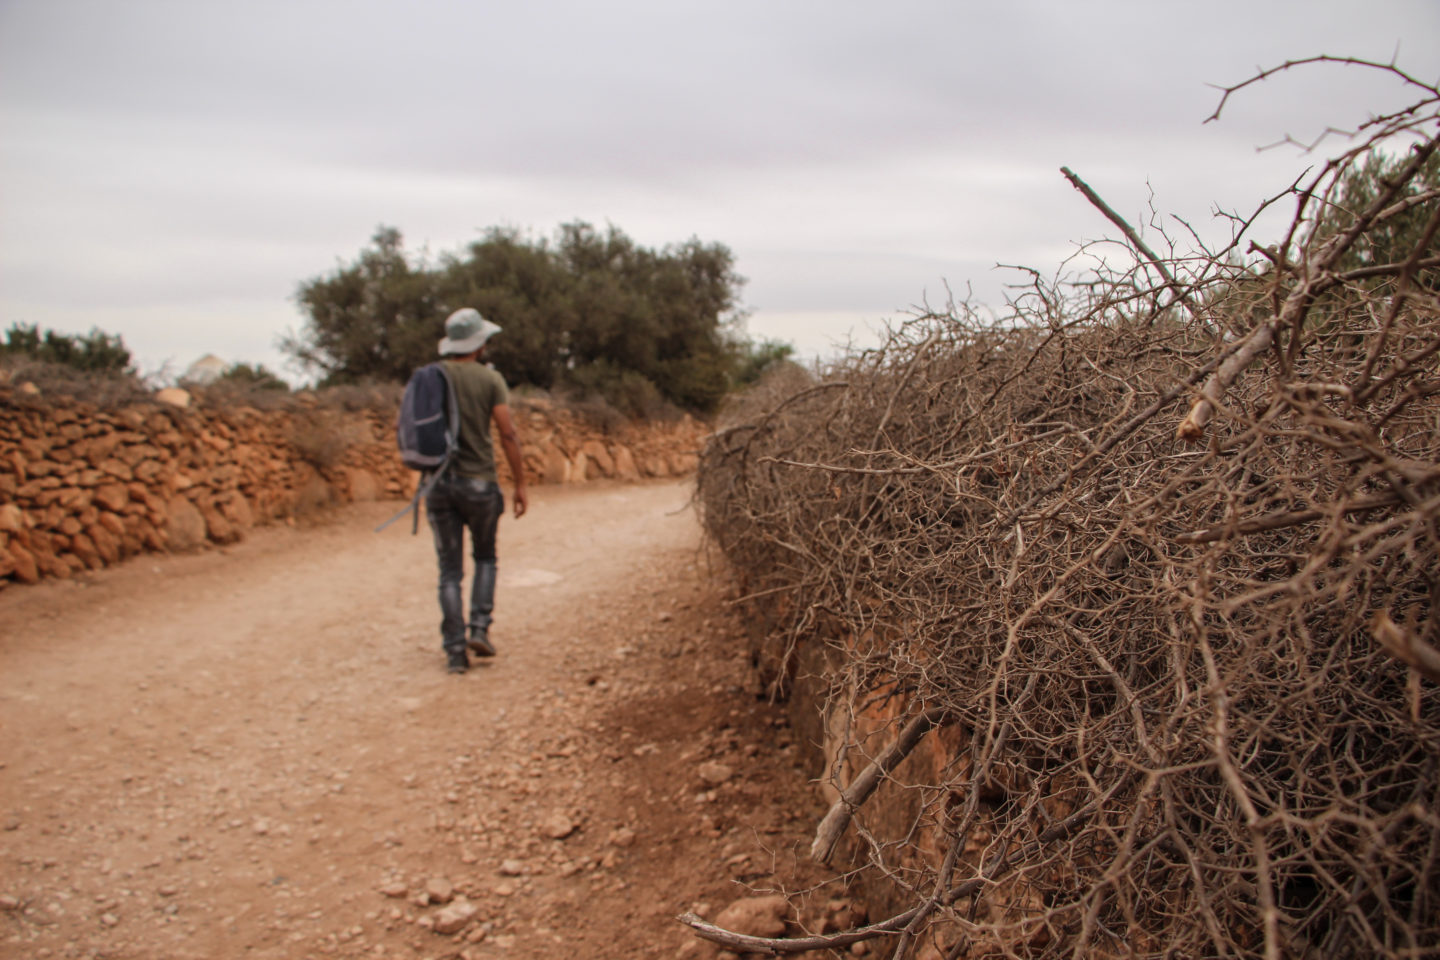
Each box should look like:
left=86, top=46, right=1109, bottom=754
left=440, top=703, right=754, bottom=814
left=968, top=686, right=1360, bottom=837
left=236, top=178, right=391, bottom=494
left=1, top=1, right=1437, bottom=382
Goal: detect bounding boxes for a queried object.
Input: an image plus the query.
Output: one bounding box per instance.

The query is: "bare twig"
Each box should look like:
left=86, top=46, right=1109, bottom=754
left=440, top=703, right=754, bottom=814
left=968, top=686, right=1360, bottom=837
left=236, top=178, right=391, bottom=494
left=1373, top=611, right=1440, bottom=683
left=811, top=707, right=947, bottom=864
left=1061, top=166, right=1203, bottom=323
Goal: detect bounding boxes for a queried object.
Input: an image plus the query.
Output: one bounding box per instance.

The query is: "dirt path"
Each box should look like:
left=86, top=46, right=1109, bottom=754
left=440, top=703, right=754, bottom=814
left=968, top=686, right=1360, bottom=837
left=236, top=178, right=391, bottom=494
left=0, top=480, right=832, bottom=960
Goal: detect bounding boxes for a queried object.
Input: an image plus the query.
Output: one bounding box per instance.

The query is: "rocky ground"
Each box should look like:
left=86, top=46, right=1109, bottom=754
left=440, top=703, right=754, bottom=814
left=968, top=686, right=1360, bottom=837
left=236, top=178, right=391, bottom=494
left=0, top=480, right=867, bottom=960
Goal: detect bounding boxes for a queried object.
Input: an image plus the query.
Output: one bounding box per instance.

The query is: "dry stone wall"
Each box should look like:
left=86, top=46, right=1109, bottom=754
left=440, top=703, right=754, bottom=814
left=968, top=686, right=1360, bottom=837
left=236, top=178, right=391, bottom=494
left=751, top=626, right=976, bottom=950
left=0, top=386, right=706, bottom=588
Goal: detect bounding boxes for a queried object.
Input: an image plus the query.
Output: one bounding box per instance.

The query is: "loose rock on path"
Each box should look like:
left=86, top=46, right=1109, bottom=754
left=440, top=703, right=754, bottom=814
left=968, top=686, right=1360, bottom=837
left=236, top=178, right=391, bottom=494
left=1, top=480, right=836, bottom=960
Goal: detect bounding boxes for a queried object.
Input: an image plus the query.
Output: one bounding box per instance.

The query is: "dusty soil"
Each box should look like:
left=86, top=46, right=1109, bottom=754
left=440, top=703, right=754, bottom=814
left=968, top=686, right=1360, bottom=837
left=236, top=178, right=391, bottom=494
left=0, top=480, right=840, bottom=960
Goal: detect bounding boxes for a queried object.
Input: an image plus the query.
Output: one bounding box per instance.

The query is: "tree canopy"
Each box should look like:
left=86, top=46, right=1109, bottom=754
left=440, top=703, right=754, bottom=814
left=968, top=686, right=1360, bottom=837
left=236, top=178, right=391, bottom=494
left=285, top=222, right=778, bottom=414
left=1311, top=144, right=1439, bottom=283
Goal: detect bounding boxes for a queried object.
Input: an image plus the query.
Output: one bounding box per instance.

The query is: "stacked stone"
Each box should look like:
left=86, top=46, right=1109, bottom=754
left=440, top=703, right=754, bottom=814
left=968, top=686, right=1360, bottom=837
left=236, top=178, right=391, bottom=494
left=0, top=389, right=407, bottom=588
left=510, top=397, right=705, bottom=485
left=3, top=395, right=171, bottom=584
left=0, top=386, right=708, bottom=589
left=329, top=408, right=420, bottom=504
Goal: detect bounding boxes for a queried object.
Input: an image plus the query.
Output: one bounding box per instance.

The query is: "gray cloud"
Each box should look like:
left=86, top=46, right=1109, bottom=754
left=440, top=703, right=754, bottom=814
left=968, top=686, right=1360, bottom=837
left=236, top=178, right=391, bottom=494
left=2, top=0, right=1437, bottom=374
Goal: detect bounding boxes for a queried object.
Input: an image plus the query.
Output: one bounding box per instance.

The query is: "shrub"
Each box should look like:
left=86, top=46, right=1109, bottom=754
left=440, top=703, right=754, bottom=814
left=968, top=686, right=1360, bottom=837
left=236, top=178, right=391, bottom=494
left=217, top=362, right=289, bottom=391
left=0, top=357, right=149, bottom=409
left=2, top=322, right=134, bottom=375
left=559, top=359, right=678, bottom=422
left=287, top=409, right=364, bottom=471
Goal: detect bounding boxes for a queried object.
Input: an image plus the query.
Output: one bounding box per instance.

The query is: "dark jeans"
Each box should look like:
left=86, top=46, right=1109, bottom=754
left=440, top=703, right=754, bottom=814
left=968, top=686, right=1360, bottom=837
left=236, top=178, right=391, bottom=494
left=425, top=474, right=504, bottom=652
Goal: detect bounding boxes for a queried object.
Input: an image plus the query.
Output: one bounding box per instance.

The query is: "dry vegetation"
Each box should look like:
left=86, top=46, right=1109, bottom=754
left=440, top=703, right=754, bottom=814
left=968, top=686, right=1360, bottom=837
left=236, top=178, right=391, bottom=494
left=0, top=359, right=153, bottom=409
left=696, top=59, right=1439, bottom=958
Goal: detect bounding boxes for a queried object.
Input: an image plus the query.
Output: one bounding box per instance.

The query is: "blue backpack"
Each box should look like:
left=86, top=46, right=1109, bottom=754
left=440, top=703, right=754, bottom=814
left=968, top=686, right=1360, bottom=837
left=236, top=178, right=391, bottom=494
left=376, top=363, right=460, bottom=533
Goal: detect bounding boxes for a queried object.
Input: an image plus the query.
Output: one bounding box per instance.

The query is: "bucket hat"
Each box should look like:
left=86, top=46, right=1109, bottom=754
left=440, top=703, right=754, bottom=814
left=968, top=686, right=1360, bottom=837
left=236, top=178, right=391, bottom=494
left=438, top=308, right=502, bottom=356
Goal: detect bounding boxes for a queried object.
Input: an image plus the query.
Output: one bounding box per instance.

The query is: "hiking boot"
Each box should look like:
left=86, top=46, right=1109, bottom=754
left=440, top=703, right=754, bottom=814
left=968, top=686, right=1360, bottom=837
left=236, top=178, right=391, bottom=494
left=467, top=628, right=496, bottom=658
left=468, top=562, right=496, bottom=657
left=446, top=649, right=470, bottom=674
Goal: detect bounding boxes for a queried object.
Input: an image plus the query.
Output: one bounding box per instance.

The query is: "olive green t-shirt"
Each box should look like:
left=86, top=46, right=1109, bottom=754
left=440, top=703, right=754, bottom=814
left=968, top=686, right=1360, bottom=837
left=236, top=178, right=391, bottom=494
left=441, top=360, right=509, bottom=482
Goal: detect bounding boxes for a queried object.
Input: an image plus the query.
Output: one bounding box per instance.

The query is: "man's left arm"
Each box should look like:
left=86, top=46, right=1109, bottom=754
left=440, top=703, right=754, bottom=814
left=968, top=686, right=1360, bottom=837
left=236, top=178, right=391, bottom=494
left=492, top=404, right=528, bottom=518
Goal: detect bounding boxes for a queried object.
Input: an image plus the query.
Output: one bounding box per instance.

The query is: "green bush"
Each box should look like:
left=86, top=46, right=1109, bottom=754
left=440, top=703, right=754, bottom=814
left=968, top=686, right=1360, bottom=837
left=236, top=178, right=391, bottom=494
left=2, top=322, right=133, bottom=374
left=560, top=359, right=677, bottom=422
left=1311, top=145, right=1440, bottom=282
left=218, top=362, right=289, bottom=391
left=730, top=337, right=796, bottom=388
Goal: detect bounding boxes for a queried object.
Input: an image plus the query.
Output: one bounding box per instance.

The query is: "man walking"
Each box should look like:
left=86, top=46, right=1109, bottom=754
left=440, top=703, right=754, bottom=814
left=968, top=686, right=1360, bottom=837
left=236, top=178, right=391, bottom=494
left=428, top=307, right=529, bottom=674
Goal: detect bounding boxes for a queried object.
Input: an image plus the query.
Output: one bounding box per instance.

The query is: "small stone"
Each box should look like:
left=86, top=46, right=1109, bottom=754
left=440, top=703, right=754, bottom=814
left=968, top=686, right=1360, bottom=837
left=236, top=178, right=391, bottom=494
left=154, top=387, right=191, bottom=408
left=541, top=813, right=575, bottom=840
left=157, top=885, right=178, bottom=897
left=492, top=882, right=516, bottom=897
left=0, top=895, right=20, bottom=911
left=697, top=761, right=733, bottom=785
left=100, top=912, right=120, bottom=927
left=712, top=895, right=788, bottom=939
left=432, top=898, right=477, bottom=935
left=608, top=827, right=636, bottom=849
left=498, top=859, right=525, bottom=877
left=252, top=818, right=271, bottom=836
left=380, top=881, right=408, bottom=899
left=825, top=898, right=868, bottom=931
left=0, top=505, right=25, bottom=535
left=466, top=925, right=488, bottom=943
left=425, top=877, right=454, bottom=904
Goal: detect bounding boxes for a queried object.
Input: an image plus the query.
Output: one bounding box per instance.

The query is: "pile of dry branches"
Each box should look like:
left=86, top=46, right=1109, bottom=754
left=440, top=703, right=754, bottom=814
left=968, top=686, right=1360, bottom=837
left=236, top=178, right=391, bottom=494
left=695, top=59, right=1439, bottom=959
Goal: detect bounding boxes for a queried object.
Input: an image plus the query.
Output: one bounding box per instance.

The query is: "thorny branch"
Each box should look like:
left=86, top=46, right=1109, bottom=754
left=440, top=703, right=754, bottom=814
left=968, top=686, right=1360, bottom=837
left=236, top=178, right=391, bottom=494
left=692, top=57, right=1440, bottom=960
left=811, top=707, right=948, bottom=864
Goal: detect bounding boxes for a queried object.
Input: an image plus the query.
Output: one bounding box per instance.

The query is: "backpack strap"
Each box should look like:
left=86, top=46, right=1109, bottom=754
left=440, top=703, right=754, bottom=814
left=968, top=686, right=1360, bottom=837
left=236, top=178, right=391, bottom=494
left=373, top=458, right=454, bottom=534
left=444, top=363, right=461, bottom=461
